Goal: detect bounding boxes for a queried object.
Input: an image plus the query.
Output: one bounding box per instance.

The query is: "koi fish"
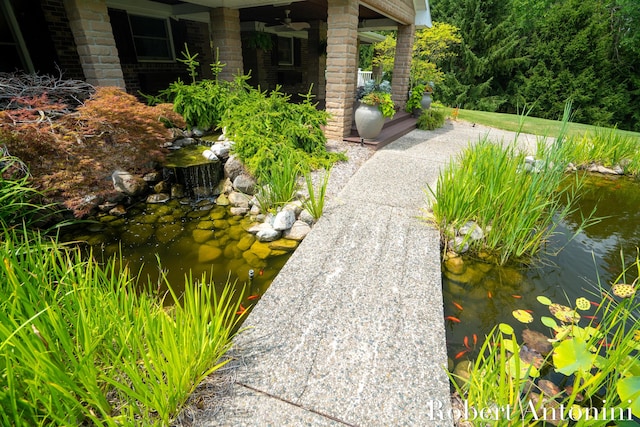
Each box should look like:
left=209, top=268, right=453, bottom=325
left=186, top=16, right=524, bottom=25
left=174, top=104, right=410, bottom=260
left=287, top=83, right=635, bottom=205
left=487, top=291, right=493, bottom=299
left=454, top=350, right=468, bottom=359
left=473, top=334, right=478, bottom=346
left=445, top=316, right=461, bottom=323
left=236, top=304, right=246, bottom=315
left=524, top=309, right=534, bottom=314
left=259, top=269, right=264, bottom=276
left=453, top=302, right=464, bottom=311
left=512, top=294, right=522, bottom=299
left=247, top=294, right=260, bottom=301
left=590, top=301, right=600, bottom=307
left=582, top=315, right=598, bottom=320
left=463, top=336, right=470, bottom=349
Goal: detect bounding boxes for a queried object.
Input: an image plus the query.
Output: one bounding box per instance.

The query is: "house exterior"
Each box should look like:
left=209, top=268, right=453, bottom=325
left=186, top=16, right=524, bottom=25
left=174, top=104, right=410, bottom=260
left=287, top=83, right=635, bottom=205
left=1, top=0, right=431, bottom=140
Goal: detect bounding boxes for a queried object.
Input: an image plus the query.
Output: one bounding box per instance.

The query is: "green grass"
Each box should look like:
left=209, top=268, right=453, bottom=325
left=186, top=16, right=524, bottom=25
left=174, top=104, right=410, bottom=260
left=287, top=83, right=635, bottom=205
left=0, top=229, right=244, bottom=426
left=445, top=107, right=640, bottom=143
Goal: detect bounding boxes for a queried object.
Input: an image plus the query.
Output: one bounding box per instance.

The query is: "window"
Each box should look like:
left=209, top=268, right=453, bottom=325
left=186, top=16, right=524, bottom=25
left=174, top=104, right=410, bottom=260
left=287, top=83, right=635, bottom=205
left=277, top=36, right=293, bottom=66
left=129, top=14, right=173, bottom=61
left=0, top=0, right=32, bottom=72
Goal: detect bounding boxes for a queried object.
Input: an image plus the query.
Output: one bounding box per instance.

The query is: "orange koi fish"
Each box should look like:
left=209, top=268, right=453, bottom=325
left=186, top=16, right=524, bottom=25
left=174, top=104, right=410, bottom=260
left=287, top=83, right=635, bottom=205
left=512, top=294, right=522, bottom=299
left=454, top=350, right=468, bottom=359
left=463, top=336, right=470, bottom=349
left=487, top=291, right=493, bottom=299
left=453, top=302, right=464, bottom=311
left=445, top=316, right=461, bottom=323
left=236, top=304, right=246, bottom=315
left=473, top=334, right=478, bottom=346
left=247, top=294, right=260, bottom=301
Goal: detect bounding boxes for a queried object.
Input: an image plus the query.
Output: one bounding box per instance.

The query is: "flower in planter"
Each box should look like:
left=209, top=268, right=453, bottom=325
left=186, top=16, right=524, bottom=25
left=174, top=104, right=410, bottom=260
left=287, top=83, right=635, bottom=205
left=360, top=91, right=395, bottom=119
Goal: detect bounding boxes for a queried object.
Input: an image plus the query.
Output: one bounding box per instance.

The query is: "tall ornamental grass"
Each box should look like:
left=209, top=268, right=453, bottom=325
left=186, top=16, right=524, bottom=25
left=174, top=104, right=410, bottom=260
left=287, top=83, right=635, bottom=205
left=0, top=229, right=244, bottom=426
left=427, top=136, right=587, bottom=265
left=0, top=150, right=43, bottom=228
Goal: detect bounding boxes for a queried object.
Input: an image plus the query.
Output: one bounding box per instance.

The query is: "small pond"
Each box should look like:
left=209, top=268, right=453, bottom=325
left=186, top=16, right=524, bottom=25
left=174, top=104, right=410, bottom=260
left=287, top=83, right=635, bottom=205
left=443, top=173, right=640, bottom=362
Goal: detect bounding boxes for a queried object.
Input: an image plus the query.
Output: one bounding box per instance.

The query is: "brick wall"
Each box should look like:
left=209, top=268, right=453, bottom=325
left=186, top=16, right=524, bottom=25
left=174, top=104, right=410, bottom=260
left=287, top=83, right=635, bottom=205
left=210, top=7, right=243, bottom=81
left=39, top=0, right=84, bottom=80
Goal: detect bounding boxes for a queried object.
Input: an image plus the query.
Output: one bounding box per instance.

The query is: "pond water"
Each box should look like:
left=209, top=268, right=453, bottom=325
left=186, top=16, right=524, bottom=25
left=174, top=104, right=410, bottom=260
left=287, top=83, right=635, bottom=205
left=443, top=173, right=640, bottom=362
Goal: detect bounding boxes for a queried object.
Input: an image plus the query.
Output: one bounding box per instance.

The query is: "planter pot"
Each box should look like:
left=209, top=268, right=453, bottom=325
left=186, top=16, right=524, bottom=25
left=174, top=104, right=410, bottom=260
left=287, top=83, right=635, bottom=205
left=420, top=93, right=432, bottom=110
left=354, top=103, right=385, bottom=140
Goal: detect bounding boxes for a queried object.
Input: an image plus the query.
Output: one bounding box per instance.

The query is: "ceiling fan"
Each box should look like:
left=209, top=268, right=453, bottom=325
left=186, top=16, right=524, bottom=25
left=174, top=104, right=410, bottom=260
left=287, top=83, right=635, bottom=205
left=267, top=9, right=310, bottom=31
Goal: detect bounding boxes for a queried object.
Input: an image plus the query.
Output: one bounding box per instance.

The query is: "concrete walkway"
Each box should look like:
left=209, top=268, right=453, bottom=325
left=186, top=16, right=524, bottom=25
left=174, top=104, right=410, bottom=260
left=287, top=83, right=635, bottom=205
left=191, top=121, right=538, bottom=426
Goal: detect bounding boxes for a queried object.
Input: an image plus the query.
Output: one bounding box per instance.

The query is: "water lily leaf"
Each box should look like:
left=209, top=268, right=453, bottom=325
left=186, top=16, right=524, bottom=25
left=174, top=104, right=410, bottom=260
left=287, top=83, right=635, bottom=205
left=549, top=303, right=580, bottom=323
left=522, top=328, right=553, bottom=355
left=612, top=283, right=636, bottom=298
left=506, top=355, right=540, bottom=379
left=503, top=338, right=519, bottom=354
left=513, top=309, right=534, bottom=324
left=617, top=376, right=640, bottom=418
left=575, top=297, right=591, bottom=311
left=541, top=316, right=559, bottom=330
left=553, top=337, right=595, bottom=376
left=499, top=323, right=514, bottom=335
left=537, top=295, right=552, bottom=306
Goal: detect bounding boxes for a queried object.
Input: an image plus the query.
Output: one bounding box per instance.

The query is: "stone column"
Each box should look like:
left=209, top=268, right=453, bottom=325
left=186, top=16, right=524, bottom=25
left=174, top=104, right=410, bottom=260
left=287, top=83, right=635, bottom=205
left=391, top=23, right=415, bottom=111
left=325, top=0, right=359, bottom=140
left=210, top=8, right=243, bottom=81
left=63, top=0, right=125, bottom=88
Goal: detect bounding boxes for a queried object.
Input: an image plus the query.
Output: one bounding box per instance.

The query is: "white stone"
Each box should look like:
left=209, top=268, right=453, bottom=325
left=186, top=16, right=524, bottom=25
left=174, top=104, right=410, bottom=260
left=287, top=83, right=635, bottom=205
left=210, top=142, right=231, bottom=158
left=202, top=149, right=218, bottom=161
left=283, top=220, right=311, bottom=241
left=228, top=191, right=252, bottom=208
left=273, top=209, right=296, bottom=231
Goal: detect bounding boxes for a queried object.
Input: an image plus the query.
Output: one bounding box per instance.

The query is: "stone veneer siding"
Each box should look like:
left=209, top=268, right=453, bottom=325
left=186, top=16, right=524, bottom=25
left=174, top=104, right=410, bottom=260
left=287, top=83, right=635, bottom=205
left=210, top=7, right=243, bottom=82
left=325, top=0, right=359, bottom=140
left=63, top=0, right=125, bottom=87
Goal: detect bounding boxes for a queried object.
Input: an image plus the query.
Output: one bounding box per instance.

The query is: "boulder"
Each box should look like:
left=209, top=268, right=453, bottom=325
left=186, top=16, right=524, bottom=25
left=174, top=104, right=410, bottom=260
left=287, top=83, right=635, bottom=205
left=283, top=220, right=311, bottom=241
left=146, top=193, right=170, bottom=204
left=112, top=170, right=147, bottom=196
left=228, top=191, right=252, bottom=208
left=210, top=142, right=231, bottom=158
left=233, top=174, right=257, bottom=195
left=224, top=155, right=247, bottom=182
left=273, top=209, right=296, bottom=231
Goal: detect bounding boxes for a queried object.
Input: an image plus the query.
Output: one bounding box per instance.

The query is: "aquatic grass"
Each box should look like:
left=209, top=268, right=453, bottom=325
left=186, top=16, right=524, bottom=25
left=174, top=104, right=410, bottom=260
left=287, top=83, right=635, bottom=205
left=0, top=151, right=44, bottom=228
left=427, top=135, right=583, bottom=264
left=0, top=228, right=243, bottom=426
left=562, top=128, right=640, bottom=175
left=302, top=166, right=331, bottom=220
left=255, top=151, right=301, bottom=212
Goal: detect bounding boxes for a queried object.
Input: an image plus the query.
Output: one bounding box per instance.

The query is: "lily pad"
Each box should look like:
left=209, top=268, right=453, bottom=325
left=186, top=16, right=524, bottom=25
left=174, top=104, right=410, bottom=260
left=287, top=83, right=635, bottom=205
left=553, top=336, right=595, bottom=376
left=549, top=303, right=580, bottom=323
left=575, top=297, right=591, bottom=311
left=612, top=283, right=636, bottom=298
left=537, top=295, right=552, bottom=306
left=541, top=316, right=559, bottom=330
left=499, top=323, right=514, bottom=335
left=513, top=309, right=534, bottom=324
left=522, top=328, right=552, bottom=355
left=617, top=376, right=640, bottom=418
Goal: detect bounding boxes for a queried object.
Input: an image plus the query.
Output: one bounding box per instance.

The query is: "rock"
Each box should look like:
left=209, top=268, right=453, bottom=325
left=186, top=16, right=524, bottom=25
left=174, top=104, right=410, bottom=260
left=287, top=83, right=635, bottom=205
left=224, top=156, right=247, bottom=182
left=233, top=174, right=257, bottom=195
left=217, top=178, right=234, bottom=195
left=283, top=220, right=311, bottom=241
left=173, top=137, right=197, bottom=147
left=210, top=142, right=231, bottom=158
left=269, top=238, right=298, bottom=251
left=230, top=207, right=249, bottom=216
left=242, top=251, right=267, bottom=269
left=196, top=220, right=215, bottom=230
left=146, top=193, right=170, bottom=204
left=216, top=193, right=230, bottom=206
left=198, top=244, right=223, bottom=263
left=120, top=224, right=154, bottom=245
left=192, top=229, right=214, bottom=243
left=448, top=236, right=469, bottom=254
left=171, top=184, right=185, bottom=199
left=228, top=191, right=252, bottom=208
left=522, top=329, right=553, bottom=355
left=298, top=209, right=316, bottom=225
left=452, top=360, right=473, bottom=389
left=143, top=171, right=162, bottom=183
left=202, top=149, right=219, bottom=161
left=249, top=241, right=272, bottom=259
left=112, top=170, right=147, bottom=196
left=191, top=127, right=206, bottom=137
left=192, top=186, right=214, bottom=199
left=156, top=224, right=183, bottom=244
left=237, top=234, right=256, bottom=251
left=252, top=222, right=281, bottom=241
left=273, top=209, right=296, bottom=231
left=587, top=164, right=622, bottom=175
left=109, top=205, right=127, bottom=216
left=283, top=201, right=303, bottom=216
left=249, top=204, right=261, bottom=215
left=153, top=181, right=170, bottom=194
left=459, top=221, right=484, bottom=241
left=524, top=155, right=535, bottom=165
left=444, top=256, right=465, bottom=275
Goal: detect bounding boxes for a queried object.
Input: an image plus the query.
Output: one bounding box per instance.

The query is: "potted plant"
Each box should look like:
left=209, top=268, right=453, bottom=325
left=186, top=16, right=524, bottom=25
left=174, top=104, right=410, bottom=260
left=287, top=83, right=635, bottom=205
left=405, top=83, right=433, bottom=114
left=354, top=91, right=395, bottom=140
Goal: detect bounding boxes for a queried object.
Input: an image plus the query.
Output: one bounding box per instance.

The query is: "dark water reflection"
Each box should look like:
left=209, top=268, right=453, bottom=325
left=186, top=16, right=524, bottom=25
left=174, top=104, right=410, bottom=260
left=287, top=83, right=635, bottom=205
left=443, top=173, right=640, bottom=362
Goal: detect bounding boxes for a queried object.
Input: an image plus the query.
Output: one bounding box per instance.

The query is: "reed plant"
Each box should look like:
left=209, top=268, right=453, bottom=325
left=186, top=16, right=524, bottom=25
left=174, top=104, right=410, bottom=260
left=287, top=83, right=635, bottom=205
left=255, top=151, right=300, bottom=213
left=0, top=149, right=43, bottom=228
left=427, top=136, right=587, bottom=265
left=561, top=128, right=640, bottom=175
left=301, top=167, right=331, bottom=220
left=0, top=228, right=243, bottom=426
